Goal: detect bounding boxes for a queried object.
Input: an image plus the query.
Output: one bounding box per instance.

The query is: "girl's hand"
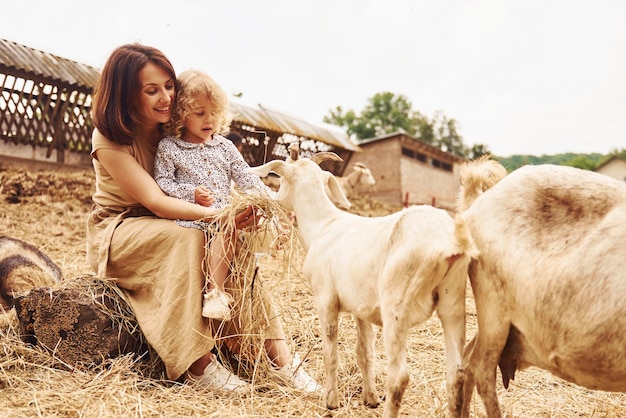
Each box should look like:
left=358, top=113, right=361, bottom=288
left=195, top=186, right=215, bottom=207
left=234, top=205, right=258, bottom=230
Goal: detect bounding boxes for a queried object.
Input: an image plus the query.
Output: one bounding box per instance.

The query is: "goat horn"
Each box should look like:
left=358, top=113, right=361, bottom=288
left=310, top=152, right=343, bottom=165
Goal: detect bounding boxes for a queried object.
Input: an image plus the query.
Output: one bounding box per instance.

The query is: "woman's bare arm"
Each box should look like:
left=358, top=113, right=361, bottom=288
left=95, top=148, right=257, bottom=228
left=96, top=148, right=219, bottom=220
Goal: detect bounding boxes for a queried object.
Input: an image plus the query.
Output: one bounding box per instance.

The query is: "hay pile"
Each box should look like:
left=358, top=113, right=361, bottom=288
left=1, top=166, right=625, bottom=417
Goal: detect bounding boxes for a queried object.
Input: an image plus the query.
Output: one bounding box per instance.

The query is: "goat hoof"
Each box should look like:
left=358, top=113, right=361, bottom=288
left=325, top=390, right=340, bottom=410
left=363, top=392, right=381, bottom=409
left=364, top=400, right=380, bottom=409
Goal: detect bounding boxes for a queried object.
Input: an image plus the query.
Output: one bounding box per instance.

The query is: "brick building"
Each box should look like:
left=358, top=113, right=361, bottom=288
left=343, top=132, right=465, bottom=211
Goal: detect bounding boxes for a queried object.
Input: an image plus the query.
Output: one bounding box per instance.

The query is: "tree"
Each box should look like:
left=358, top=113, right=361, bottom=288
left=323, top=91, right=489, bottom=159
left=467, top=143, right=492, bottom=160
left=610, top=148, right=626, bottom=160
left=324, top=92, right=427, bottom=140
left=430, top=110, right=465, bottom=156
left=496, top=152, right=606, bottom=172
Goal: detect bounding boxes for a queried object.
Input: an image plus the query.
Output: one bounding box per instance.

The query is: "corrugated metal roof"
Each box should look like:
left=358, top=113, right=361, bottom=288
left=0, top=37, right=358, bottom=151
left=234, top=102, right=360, bottom=151
left=360, top=132, right=464, bottom=162
left=0, top=38, right=101, bottom=89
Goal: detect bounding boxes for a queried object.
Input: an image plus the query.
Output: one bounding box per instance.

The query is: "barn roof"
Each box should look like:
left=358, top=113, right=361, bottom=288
left=359, top=132, right=465, bottom=163
left=233, top=102, right=359, bottom=151
left=0, top=37, right=358, bottom=152
left=0, top=38, right=100, bottom=89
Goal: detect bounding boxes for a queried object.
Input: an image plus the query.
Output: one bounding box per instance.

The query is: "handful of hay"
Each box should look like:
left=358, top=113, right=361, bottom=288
left=195, top=191, right=299, bottom=383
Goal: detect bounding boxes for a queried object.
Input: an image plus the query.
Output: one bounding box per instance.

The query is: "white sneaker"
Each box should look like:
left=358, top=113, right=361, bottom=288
left=276, top=353, right=323, bottom=393
left=186, top=356, right=249, bottom=393
left=202, top=289, right=233, bottom=320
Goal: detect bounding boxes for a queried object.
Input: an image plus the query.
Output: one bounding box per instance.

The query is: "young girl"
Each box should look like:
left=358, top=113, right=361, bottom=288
left=87, top=45, right=320, bottom=393
left=153, top=69, right=274, bottom=321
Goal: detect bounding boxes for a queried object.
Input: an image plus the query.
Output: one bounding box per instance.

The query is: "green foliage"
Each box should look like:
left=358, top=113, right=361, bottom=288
left=596, top=148, right=626, bottom=168
left=323, top=91, right=489, bottom=159
left=467, top=143, right=492, bottom=160
left=324, top=92, right=424, bottom=140
left=494, top=152, right=608, bottom=172
left=324, top=91, right=620, bottom=166
left=430, top=110, right=465, bottom=156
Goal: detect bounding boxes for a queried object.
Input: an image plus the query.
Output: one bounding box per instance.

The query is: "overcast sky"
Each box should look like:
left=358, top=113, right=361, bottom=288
left=2, top=0, right=625, bottom=157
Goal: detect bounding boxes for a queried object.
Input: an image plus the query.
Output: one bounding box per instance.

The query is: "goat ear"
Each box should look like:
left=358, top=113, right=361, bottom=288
left=248, top=160, right=289, bottom=178
left=324, top=172, right=352, bottom=209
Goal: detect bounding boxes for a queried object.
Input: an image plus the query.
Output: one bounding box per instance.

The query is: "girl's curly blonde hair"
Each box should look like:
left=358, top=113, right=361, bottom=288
left=164, top=69, right=234, bottom=138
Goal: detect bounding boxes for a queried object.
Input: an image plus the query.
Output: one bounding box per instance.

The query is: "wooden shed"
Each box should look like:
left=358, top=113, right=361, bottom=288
left=0, top=38, right=359, bottom=173
left=0, top=38, right=99, bottom=168
left=344, top=132, right=465, bottom=210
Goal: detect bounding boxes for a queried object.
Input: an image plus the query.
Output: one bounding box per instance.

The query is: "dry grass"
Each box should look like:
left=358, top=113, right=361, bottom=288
left=1, top=166, right=625, bottom=417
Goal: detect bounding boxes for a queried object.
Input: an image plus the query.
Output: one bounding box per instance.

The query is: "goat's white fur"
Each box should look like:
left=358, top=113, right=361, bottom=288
left=250, top=154, right=474, bottom=418
left=457, top=156, right=626, bottom=418
left=336, top=162, right=376, bottom=198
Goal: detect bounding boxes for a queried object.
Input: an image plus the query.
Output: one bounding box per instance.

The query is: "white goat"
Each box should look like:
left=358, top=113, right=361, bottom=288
left=249, top=152, right=474, bottom=418
left=336, top=162, right=376, bottom=198
left=457, top=156, right=626, bottom=418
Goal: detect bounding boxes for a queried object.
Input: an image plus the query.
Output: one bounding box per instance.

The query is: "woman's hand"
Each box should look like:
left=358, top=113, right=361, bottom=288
left=234, top=205, right=259, bottom=230
left=194, top=186, right=215, bottom=207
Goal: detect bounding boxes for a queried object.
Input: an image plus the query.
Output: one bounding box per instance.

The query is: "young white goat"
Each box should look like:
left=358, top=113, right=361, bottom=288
left=458, top=156, right=626, bottom=418
left=336, top=162, right=376, bottom=198
left=249, top=152, right=474, bottom=418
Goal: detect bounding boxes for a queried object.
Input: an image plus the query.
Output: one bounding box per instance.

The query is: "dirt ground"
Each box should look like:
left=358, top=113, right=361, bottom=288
left=1, top=165, right=625, bottom=417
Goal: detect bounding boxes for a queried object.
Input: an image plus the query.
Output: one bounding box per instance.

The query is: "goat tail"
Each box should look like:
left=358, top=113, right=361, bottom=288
left=441, top=216, right=477, bottom=288
left=457, top=155, right=507, bottom=212
left=452, top=215, right=479, bottom=261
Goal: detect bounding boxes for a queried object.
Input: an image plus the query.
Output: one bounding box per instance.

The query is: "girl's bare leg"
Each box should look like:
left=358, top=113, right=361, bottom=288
left=265, top=339, right=291, bottom=368
left=207, top=232, right=235, bottom=292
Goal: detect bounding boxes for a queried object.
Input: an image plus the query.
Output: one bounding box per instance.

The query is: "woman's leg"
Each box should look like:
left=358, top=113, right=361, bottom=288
left=188, top=351, right=214, bottom=375
left=94, top=217, right=216, bottom=380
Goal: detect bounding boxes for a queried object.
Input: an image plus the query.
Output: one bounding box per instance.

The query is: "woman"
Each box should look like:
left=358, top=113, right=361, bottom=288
left=86, top=43, right=320, bottom=393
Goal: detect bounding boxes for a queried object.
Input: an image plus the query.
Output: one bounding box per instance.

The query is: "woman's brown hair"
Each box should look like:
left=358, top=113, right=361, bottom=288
left=91, top=43, right=176, bottom=145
